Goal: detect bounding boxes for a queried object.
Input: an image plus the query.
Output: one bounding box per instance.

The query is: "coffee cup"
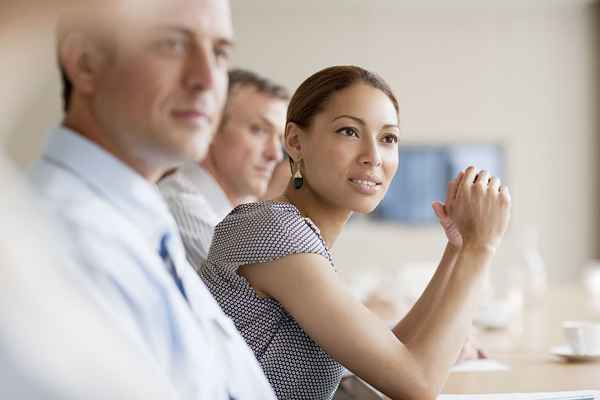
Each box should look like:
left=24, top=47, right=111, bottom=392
left=563, top=320, right=600, bottom=355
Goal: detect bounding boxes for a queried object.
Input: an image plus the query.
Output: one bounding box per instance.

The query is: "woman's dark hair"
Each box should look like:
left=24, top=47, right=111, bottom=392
left=286, top=65, right=399, bottom=129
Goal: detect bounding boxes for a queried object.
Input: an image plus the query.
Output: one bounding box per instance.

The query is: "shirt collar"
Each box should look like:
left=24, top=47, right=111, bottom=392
left=177, top=162, right=233, bottom=221
left=42, top=126, right=177, bottom=237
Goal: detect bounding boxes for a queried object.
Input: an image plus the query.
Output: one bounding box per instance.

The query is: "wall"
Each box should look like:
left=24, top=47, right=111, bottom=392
left=4, top=1, right=599, bottom=281
left=228, top=1, right=599, bottom=281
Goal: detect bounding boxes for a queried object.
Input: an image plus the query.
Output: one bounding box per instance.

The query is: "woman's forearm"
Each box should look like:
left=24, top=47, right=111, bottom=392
left=392, top=242, right=460, bottom=343
left=402, top=246, right=494, bottom=395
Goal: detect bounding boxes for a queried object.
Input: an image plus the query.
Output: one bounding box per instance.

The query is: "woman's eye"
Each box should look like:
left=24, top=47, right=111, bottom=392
left=336, top=127, right=358, bottom=137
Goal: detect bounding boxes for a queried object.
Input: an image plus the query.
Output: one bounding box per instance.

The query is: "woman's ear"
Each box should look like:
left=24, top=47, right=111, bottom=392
left=284, top=122, right=304, bottom=162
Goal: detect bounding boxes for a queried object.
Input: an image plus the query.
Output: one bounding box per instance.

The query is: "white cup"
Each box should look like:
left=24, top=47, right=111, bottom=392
left=563, top=320, right=600, bottom=355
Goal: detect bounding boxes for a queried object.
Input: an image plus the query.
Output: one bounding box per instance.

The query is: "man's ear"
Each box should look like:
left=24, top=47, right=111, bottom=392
left=59, top=32, right=107, bottom=99
left=284, top=122, right=304, bottom=162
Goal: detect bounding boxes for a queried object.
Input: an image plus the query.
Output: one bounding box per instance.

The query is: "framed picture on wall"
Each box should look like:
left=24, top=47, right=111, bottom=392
left=371, top=143, right=505, bottom=224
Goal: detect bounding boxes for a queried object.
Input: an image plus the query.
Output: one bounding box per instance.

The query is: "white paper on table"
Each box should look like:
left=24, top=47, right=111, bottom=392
left=450, top=359, right=510, bottom=373
left=439, top=390, right=599, bottom=400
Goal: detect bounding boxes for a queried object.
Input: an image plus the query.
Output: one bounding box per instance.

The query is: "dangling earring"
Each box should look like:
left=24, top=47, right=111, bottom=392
left=293, top=160, right=304, bottom=189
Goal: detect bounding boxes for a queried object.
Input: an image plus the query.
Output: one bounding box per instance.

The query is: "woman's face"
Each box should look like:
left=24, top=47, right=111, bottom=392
left=296, top=83, right=399, bottom=213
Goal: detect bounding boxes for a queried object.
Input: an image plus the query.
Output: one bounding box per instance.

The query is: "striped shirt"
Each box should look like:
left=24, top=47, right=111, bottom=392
left=159, top=163, right=233, bottom=271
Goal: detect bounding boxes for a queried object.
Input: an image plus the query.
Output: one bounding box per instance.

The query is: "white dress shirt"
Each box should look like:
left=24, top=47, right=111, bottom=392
left=0, top=153, right=178, bottom=400
left=29, top=127, right=276, bottom=400
left=159, top=163, right=233, bottom=270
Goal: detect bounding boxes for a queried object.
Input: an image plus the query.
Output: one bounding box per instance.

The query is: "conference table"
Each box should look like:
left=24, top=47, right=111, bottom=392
left=443, top=283, right=600, bottom=394
left=367, top=282, right=600, bottom=396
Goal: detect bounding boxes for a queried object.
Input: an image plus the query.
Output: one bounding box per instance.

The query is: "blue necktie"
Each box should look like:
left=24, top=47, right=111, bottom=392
left=160, top=234, right=237, bottom=399
left=159, top=233, right=189, bottom=303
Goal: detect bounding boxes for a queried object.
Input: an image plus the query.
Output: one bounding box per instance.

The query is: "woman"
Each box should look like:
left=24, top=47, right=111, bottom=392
left=200, top=66, right=511, bottom=400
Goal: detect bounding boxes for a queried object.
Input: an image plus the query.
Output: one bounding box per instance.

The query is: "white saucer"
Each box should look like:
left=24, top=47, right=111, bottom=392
left=550, top=345, right=600, bottom=362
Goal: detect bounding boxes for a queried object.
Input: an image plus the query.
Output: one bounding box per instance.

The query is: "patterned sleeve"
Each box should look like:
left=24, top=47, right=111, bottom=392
left=208, top=202, right=331, bottom=269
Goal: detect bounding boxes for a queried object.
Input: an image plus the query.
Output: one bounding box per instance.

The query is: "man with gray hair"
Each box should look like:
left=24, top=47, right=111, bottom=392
left=0, top=1, right=179, bottom=399
left=160, top=68, right=289, bottom=268
left=30, top=2, right=276, bottom=399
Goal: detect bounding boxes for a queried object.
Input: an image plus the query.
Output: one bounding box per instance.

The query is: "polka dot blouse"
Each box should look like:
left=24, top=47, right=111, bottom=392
left=200, top=201, right=344, bottom=400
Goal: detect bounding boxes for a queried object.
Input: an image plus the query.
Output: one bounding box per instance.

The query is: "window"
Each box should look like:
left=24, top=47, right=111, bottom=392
left=372, top=144, right=505, bottom=224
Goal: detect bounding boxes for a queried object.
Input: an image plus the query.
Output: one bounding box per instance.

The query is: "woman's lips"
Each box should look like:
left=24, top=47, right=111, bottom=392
left=348, top=178, right=383, bottom=194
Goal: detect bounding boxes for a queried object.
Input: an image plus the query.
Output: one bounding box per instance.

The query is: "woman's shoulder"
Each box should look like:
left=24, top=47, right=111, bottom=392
left=209, top=200, right=332, bottom=265
left=218, top=200, right=304, bottom=232
left=233, top=200, right=301, bottom=218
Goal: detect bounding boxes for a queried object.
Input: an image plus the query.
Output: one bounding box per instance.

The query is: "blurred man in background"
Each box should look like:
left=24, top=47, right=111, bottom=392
left=262, top=151, right=293, bottom=201
left=160, top=68, right=288, bottom=266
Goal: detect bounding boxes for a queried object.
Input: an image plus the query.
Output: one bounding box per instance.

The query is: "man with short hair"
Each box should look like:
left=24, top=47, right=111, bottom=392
left=262, top=152, right=293, bottom=201
left=160, top=68, right=288, bottom=267
left=0, top=2, right=182, bottom=399
left=30, top=2, right=276, bottom=399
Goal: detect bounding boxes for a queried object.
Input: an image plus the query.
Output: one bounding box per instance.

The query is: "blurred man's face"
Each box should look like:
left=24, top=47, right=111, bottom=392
left=88, top=0, right=234, bottom=170
left=261, top=156, right=292, bottom=200
left=209, top=85, right=286, bottom=200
